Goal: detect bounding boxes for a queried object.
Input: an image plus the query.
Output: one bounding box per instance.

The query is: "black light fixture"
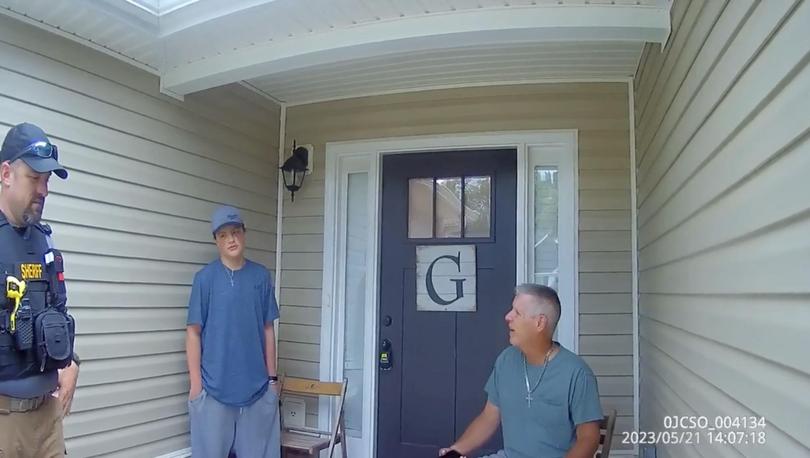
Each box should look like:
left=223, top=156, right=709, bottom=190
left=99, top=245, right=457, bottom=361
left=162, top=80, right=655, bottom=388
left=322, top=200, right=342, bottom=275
left=280, top=140, right=309, bottom=202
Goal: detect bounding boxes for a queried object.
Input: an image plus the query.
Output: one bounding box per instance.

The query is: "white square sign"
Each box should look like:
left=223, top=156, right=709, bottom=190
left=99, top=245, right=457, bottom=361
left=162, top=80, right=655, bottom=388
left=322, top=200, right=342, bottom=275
left=416, top=245, right=476, bottom=312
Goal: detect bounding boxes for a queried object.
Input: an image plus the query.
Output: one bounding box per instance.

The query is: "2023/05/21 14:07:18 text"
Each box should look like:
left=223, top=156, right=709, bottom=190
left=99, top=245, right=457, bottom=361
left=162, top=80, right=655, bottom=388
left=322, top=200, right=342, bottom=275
left=622, top=416, right=767, bottom=446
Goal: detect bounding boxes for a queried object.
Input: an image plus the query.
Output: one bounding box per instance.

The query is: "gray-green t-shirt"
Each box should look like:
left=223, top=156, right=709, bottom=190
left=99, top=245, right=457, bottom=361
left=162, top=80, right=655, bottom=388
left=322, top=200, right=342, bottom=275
left=485, top=344, right=603, bottom=458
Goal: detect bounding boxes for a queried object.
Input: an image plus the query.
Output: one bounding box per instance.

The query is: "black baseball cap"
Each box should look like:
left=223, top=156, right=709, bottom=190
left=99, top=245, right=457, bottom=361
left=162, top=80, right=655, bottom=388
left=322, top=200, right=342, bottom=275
left=1, top=123, right=68, bottom=179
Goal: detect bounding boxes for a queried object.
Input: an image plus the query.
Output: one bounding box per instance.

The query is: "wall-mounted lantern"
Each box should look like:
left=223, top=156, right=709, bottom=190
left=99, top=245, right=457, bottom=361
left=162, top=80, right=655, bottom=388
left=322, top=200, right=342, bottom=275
left=280, top=141, right=311, bottom=202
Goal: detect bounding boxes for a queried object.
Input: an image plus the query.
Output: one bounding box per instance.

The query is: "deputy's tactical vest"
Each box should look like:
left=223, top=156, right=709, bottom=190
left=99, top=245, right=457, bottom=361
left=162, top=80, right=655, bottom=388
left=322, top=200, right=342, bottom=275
left=0, top=214, right=75, bottom=380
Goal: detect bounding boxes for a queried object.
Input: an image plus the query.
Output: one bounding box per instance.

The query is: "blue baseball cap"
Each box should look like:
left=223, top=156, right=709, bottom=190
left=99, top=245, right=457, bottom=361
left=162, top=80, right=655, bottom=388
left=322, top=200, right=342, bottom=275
left=1, top=123, right=68, bottom=179
left=211, top=205, right=244, bottom=234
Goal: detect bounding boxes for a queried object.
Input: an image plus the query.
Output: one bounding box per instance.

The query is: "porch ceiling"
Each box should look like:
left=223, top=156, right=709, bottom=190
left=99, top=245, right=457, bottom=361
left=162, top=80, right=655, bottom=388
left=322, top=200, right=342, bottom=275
left=244, top=41, right=645, bottom=105
left=0, top=0, right=670, bottom=104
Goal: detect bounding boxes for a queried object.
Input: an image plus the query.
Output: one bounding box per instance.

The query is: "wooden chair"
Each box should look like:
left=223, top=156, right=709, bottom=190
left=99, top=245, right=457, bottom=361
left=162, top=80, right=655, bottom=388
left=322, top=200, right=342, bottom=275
left=280, top=376, right=348, bottom=458
left=596, top=409, right=617, bottom=458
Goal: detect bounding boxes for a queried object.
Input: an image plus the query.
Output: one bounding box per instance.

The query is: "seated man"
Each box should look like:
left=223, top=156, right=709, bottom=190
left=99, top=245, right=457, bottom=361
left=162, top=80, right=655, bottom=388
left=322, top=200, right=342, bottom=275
left=441, top=284, right=603, bottom=458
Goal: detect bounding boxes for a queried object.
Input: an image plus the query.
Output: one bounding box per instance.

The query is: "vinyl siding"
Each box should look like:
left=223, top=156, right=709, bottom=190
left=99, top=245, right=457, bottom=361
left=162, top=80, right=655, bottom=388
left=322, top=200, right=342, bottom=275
left=282, top=82, right=635, bottom=447
left=634, top=0, right=810, bottom=456
left=0, top=16, right=280, bottom=457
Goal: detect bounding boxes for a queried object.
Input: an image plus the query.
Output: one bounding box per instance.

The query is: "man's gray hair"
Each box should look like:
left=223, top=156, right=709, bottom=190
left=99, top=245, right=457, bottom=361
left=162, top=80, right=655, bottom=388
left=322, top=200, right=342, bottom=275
left=514, top=283, right=561, bottom=332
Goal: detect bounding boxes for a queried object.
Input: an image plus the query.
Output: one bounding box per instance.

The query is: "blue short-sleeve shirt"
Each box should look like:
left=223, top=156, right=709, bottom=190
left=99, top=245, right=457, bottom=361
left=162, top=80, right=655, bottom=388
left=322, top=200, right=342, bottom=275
left=187, top=259, right=279, bottom=406
left=485, top=344, right=603, bottom=458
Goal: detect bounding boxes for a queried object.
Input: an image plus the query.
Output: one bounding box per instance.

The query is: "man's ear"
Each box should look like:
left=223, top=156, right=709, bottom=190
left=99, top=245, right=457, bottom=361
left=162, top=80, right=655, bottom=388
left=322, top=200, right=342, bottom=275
left=0, top=161, right=13, bottom=187
left=535, top=313, right=548, bottom=332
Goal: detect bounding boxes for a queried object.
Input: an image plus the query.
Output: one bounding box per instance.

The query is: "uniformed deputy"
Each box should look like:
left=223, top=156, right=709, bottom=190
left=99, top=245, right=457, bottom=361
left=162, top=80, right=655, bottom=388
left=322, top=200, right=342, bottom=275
left=0, top=123, right=80, bottom=457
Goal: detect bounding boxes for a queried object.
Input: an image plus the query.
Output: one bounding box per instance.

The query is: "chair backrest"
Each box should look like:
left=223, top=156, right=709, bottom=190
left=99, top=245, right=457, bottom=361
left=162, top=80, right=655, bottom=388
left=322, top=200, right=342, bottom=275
left=282, top=376, right=346, bottom=397
left=596, top=409, right=617, bottom=458
left=280, top=376, right=348, bottom=458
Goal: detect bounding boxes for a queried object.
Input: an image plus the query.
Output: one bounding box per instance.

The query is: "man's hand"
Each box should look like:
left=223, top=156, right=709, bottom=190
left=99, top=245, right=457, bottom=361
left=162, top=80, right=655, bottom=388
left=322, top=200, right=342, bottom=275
left=443, top=401, right=500, bottom=456
left=270, top=381, right=281, bottom=395
left=189, top=382, right=203, bottom=401
left=438, top=447, right=465, bottom=457
left=56, top=361, right=79, bottom=417
left=564, top=420, right=602, bottom=458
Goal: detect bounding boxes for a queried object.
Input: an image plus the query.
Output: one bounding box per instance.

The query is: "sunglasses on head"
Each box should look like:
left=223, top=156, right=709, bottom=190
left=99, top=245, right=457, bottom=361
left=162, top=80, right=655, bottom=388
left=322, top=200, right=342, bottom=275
left=16, top=141, right=58, bottom=160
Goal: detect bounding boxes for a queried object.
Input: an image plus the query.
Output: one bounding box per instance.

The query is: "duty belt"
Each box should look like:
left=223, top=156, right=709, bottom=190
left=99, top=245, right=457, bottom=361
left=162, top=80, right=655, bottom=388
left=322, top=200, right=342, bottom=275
left=0, top=393, right=49, bottom=414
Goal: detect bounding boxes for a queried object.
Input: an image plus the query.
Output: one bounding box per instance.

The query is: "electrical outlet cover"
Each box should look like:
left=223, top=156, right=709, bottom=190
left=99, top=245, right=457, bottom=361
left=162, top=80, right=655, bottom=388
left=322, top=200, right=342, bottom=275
left=282, top=396, right=306, bottom=427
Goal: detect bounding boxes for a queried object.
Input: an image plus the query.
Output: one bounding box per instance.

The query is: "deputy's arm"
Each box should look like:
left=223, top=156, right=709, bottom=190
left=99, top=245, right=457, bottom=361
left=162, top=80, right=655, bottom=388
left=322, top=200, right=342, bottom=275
left=449, top=401, right=501, bottom=455
left=57, top=360, right=79, bottom=416
left=564, top=421, right=601, bottom=458
left=186, top=325, right=203, bottom=399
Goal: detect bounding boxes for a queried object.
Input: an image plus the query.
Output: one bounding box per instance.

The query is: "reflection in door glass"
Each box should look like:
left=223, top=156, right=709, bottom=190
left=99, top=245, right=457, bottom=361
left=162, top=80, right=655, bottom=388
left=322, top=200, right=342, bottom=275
left=534, top=167, right=559, bottom=290
left=464, top=176, right=491, bottom=238
left=408, top=178, right=434, bottom=238
left=408, top=176, right=493, bottom=239
left=436, top=177, right=462, bottom=238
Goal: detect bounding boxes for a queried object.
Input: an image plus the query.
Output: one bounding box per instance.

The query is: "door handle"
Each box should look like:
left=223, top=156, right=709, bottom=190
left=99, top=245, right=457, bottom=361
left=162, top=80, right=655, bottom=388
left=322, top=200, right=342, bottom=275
left=379, top=338, right=393, bottom=371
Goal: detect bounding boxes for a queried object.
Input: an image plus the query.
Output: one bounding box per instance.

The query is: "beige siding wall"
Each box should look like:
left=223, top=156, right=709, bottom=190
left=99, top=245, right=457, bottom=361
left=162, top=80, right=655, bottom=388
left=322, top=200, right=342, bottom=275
left=0, top=17, right=280, bottom=457
left=283, top=82, right=635, bottom=447
left=634, top=0, right=810, bottom=456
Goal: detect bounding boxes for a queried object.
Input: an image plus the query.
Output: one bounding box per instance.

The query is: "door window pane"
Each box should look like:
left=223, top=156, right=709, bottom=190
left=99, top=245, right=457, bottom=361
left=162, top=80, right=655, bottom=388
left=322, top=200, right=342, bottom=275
left=534, top=167, right=559, bottom=289
left=464, top=176, right=491, bottom=238
left=408, top=178, right=434, bottom=238
left=408, top=175, right=492, bottom=239
left=343, top=172, right=368, bottom=437
left=435, top=178, right=462, bottom=238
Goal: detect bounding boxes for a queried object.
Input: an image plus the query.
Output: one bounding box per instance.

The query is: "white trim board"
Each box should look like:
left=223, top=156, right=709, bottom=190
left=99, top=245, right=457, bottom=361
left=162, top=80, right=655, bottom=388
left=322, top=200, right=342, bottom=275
left=321, top=130, right=579, bottom=458
left=628, top=79, right=641, bottom=457
left=274, top=103, right=287, bottom=353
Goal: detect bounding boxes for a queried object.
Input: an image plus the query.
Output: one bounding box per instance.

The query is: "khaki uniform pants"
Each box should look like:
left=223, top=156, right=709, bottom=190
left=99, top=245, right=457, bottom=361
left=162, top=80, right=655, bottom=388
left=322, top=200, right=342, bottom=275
left=0, top=395, right=64, bottom=458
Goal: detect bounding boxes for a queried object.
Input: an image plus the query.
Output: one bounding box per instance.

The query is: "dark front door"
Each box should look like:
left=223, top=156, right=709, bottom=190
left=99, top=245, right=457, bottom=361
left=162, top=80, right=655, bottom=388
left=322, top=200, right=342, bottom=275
left=377, top=149, right=517, bottom=457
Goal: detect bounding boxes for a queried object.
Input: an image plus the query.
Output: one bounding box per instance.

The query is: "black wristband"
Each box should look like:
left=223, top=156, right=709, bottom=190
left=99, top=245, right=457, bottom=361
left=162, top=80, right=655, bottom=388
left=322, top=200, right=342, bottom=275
left=268, top=375, right=278, bottom=382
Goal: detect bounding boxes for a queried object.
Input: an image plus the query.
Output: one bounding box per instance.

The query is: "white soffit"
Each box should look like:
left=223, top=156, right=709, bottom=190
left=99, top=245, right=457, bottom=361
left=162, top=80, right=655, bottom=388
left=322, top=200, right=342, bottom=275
left=160, top=1, right=671, bottom=95
left=246, top=41, right=645, bottom=105
left=0, top=0, right=671, bottom=101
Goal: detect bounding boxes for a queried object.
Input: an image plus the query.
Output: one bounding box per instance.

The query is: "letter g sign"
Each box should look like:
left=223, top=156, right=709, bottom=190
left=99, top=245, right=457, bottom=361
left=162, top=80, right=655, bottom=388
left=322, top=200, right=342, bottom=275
left=425, top=252, right=465, bottom=305
left=416, top=245, right=477, bottom=312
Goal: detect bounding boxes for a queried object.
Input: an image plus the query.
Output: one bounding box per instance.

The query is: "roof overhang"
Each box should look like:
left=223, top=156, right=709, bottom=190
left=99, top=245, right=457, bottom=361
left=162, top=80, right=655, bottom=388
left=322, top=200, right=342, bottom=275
left=0, top=0, right=671, bottom=103
left=161, top=5, right=670, bottom=96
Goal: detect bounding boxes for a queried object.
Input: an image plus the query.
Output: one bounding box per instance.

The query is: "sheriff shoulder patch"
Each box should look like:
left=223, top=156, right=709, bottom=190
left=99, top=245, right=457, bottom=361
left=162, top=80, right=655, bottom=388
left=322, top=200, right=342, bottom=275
left=20, top=263, right=44, bottom=280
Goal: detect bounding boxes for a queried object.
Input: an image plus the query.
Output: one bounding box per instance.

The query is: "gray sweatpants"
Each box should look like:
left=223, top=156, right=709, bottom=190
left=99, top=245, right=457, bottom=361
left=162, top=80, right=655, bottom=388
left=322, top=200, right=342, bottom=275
left=188, top=387, right=280, bottom=458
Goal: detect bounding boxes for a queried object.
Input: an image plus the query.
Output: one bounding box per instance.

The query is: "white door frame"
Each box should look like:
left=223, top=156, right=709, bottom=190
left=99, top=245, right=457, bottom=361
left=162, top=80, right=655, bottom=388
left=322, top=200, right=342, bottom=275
left=320, top=130, right=578, bottom=458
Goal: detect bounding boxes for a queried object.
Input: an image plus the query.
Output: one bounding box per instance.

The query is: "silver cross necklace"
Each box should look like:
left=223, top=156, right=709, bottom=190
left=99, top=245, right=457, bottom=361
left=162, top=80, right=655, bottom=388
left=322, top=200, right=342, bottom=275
left=523, top=344, right=555, bottom=407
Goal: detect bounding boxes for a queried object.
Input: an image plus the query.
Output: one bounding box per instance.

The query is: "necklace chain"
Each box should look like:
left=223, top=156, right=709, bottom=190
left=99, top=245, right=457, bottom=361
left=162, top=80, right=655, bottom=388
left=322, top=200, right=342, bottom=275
left=225, top=265, right=235, bottom=287
left=222, top=260, right=245, bottom=287
left=523, top=344, right=555, bottom=407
